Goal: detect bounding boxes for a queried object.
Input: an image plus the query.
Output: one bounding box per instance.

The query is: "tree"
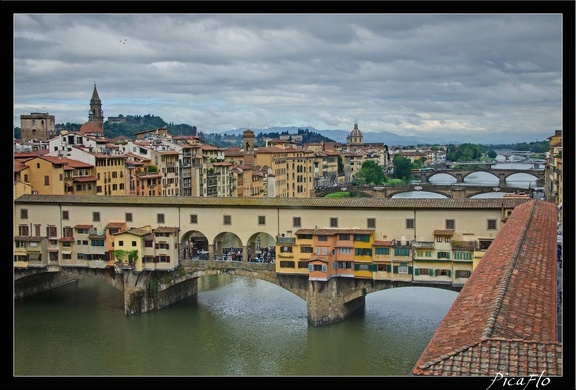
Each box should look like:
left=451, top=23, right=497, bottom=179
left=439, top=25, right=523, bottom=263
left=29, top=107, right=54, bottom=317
left=392, top=155, right=413, bottom=182
left=487, top=150, right=497, bottom=158
left=337, top=155, right=344, bottom=175
left=354, top=160, right=386, bottom=185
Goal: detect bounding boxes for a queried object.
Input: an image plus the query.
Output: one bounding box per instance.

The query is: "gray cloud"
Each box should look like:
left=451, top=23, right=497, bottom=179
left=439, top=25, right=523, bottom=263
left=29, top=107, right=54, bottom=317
left=13, top=13, right=562, bottom=139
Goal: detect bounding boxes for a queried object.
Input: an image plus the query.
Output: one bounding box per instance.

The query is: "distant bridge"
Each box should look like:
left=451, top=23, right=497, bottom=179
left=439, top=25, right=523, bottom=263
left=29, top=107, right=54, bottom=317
left=315, top=184, right=532, bottom=199
left=493, top=150, right=539, bottom=160
left=415, top=167, right=544, bottom=185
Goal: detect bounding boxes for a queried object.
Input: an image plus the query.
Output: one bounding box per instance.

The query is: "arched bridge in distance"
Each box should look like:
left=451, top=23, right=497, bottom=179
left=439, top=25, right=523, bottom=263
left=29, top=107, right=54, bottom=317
left=315, top=183, right=533, bottom=199
left=415, top=167, right=544, bottom=185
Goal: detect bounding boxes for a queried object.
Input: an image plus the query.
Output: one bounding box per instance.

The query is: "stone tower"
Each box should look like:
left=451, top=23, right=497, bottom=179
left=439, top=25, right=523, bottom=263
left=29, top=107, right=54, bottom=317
left=19, top=112, right=56, bottom=142
left=88, top=83, right=104, bottom=125
left=242, top=129, right=256, bottom=165
left=79, top=83, right=105, bottom=135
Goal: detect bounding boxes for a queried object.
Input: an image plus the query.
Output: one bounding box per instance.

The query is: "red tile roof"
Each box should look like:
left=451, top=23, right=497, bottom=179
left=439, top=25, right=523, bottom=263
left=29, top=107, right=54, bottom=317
left=73, top=176, right=97, bottom=183
left=105, top=222, right=126, bottom=229
left=373, top=240, right=394, bottom=246
left=79, top=121, right=104, bottom=134
left=412, top=199, right=561, bottom=376
left=153, top=226, right=179, bottom=233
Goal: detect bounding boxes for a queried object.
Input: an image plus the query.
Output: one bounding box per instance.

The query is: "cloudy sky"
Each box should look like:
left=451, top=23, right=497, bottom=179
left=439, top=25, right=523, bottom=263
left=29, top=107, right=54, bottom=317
left=13, top=13, right=563, bottom=140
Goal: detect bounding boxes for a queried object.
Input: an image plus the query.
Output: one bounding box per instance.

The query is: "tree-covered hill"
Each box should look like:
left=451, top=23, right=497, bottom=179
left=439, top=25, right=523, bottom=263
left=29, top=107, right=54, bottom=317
left=14, top=115, right=337, bottom=147
left=200, top=127, right=337, bottom=147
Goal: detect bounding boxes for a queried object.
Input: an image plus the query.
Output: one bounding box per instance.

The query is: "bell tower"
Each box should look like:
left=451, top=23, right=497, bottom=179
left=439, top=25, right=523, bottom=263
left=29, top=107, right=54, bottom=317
left=88, top=83, right=104, bottom=125
left=242, top=129, right=256, bottom=165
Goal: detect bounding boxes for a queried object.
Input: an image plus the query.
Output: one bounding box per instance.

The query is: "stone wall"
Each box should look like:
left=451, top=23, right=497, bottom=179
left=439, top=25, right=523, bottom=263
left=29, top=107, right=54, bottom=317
left=14, top=271, right=79, bottom=299
left=307, top=278, right=366, bottom=326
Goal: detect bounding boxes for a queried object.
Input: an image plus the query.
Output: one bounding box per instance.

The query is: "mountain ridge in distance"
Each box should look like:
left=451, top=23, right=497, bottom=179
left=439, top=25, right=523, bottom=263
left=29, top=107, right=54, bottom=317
left=215, top=126, right=551, bottom=146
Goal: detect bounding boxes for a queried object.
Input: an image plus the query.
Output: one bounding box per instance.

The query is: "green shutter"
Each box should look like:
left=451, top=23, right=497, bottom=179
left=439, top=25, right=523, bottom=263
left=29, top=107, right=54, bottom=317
left=393, top=265, right=398, bottom=274
left=447, top=252, right=450, bottom=259
left=369, top=264, right=377, bottom=272
left=354, top=263, right=360, bottom=271
left=414, top=268, right=419, bottom=276
left=409, top=266, right=413, bottom=274
left=386, top=264, right=391, bottom=272
left=447, top=270, right=451, bottom=277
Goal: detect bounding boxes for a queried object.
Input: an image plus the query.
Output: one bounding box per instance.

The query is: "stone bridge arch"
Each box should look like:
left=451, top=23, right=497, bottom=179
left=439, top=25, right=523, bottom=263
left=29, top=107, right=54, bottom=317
left=390, top=189, right=449, bottom=198
left=421, top=168, right=544, bottom=185
left=505, top=171, right=541, bottom=185
left=461, top=170, right=500, bottom=183
left=180, top=230, right=209, bottom=260
left=248, top=232, right=276, bottom=262
left=213, top=231, right=243, bottom=261
left=196, top=268, right=309, bottom=301
left=362, top=279, right=462, bottom=295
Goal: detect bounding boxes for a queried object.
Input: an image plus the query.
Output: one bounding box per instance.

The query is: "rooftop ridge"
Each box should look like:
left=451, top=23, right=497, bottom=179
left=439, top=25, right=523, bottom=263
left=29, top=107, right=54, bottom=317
left=481, top=199, right=538, bottom=339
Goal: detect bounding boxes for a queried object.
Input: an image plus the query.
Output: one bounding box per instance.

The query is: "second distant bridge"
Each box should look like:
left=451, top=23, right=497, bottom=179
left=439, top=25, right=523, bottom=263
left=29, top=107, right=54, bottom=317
left=315, top=184, right=532, bottom=199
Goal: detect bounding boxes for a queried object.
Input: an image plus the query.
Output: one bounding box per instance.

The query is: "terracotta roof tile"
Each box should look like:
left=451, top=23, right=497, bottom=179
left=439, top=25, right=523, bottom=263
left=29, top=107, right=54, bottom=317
left=105, top=222, right=126, bottom=229
left=153, top=226, right=179, bottom=233
left=15, top=195, right=532, bottom=211
left=412, top=200, right=561, bottom=376
left=373, top=240, right=394, bottom=246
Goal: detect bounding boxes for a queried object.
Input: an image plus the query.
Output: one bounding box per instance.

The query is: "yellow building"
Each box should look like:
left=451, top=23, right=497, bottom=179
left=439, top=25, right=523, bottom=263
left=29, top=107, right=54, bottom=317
left=254, top=146, right=315, bottom=198
left=113, top=225, right=180, bottom=273
left=22, top=156, right=69, bottom=195
left=13, top=160, right=32, bottom=199
left=113, top=226, right=151, bottom=272
left=375, top=239, right=413, bottom=282
left=545, top=130, right=562, bottom=223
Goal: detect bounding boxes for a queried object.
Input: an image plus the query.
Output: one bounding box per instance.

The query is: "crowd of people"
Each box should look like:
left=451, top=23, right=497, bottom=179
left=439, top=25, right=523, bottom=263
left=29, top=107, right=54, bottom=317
left=249, top=245, right=276, bottom=264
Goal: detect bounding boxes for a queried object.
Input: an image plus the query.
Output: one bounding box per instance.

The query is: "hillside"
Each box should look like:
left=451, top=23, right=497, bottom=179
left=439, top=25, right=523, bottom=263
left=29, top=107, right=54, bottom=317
left=14, top=114, right=552, bottom=147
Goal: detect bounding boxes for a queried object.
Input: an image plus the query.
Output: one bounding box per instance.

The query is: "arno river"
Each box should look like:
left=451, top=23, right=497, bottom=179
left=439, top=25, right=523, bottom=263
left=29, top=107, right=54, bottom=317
left=14, top=275, right=458, bottom=376
left=13, top=161, right=539, bottom=377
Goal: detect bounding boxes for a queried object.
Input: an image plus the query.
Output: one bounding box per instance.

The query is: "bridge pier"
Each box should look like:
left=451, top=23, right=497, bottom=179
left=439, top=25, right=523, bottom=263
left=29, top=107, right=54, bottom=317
left=123, top=270, right=199, bottom=316
left=307, top=278, right=366, bottom=326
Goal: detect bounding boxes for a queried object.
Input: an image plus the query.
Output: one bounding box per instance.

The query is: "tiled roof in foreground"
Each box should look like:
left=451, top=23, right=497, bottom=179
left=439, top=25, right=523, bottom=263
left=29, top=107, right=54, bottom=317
left=412, top=199, right=561, bottom=377
left=14, top=194, right=531, bottom=210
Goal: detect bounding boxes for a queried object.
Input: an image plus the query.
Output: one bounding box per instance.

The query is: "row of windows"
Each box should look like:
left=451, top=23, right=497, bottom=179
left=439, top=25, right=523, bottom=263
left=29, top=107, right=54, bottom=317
left=18, top=209, right=498, bottom=230
left=414, top=268, right=471, bottom=278
left=286, top=262, right=472, bottom=279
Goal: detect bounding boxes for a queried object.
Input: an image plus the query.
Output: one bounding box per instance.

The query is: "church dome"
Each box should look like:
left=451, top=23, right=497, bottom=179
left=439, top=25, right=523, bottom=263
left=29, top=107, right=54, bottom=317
left=350, top=123, right=362, bottom=137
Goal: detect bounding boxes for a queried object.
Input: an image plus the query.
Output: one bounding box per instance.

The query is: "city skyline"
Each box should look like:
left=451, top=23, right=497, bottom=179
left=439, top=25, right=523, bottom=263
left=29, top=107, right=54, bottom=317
left=13, top=11, right=564, bottom=140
